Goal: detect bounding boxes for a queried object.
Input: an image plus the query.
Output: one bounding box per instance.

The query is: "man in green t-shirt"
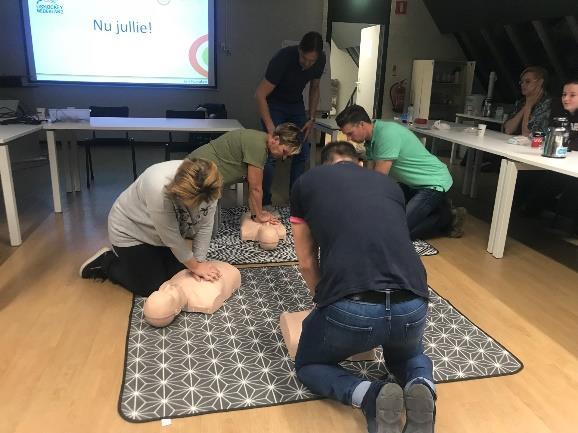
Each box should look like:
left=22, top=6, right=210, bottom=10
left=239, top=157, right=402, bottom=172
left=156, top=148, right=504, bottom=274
left=336, top=105, right=466, bottom=239
left=188, top=123, right=301, bottom=224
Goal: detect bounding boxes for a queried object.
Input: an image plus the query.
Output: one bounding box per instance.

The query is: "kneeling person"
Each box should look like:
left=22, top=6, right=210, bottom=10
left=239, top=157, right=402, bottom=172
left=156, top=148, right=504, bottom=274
left=291, top=142, right=436, bottom=433
left=337, top=104, right=465, bottom=239
left=188, top=124, right=301, bottom=224
left=80, top=159, right=223, bottom=297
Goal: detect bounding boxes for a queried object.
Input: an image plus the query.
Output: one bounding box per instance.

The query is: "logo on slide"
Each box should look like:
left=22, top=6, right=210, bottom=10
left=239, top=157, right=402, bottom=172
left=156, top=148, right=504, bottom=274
left=189, top=35, right=209, bottom=78
left=36, top=0, right=63, bottom=14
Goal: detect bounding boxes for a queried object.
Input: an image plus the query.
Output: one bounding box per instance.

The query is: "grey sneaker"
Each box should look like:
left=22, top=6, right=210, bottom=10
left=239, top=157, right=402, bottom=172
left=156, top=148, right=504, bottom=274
left=79, top=247, right=112, bottom=280
left=448, top=207, right=467, bottom=238
left=375, top=382, right=404, bottom=433
left=403, top=384, right=435, bottom=433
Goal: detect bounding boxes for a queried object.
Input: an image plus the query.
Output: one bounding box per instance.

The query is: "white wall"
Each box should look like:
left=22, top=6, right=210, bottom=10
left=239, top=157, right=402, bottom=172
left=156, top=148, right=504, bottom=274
left=330, top=40, right=358, bottom=114
left=381, top=0, right=465, bottom=119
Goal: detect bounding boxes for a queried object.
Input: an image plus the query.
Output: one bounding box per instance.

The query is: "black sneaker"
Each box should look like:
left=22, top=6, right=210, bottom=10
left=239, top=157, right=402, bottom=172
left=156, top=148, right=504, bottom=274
left=361, top=380, right=404, bottom=433
left=448, top=207, right=467, bottom=238
left=79, top=247, right=112, bottom=280
left=403, top=384, right=435, bottom=433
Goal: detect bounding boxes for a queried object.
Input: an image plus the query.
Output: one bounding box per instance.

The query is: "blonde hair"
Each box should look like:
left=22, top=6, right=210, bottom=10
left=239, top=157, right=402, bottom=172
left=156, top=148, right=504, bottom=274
left=274, top=122, right=301, bottom=155
left=165, top=158, right=222, bottom=209
left=521, top=66, right=548, bottom=86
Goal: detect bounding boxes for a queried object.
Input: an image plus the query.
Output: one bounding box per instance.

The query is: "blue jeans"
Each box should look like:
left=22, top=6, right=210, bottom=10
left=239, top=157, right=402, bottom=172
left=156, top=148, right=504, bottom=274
left=295, top=294, right=433, bottom=406
left=402, top=185, right=451, bottom=240
left=262, top=102, right=310, bottom=205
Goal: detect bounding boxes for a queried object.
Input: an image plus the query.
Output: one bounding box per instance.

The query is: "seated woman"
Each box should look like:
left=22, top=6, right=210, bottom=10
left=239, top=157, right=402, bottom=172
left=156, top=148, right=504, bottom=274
left=559, top=77, right=578, bottom=151
left=518, top=77, right=578, bottom=224
left=504, top=66, right=552, bottom=136
left=80, top=158, right=223, bottom=297
left=188, top=123, right=301, bottom=224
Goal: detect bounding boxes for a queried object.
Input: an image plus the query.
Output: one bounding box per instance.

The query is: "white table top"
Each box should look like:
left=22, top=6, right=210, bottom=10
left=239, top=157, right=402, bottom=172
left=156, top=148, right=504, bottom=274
left=455, top=113, right=505, bottom=125
left=0, top=124, right=43, bottom=144
left=410, top=123, right=578, bottom=178
left=314, top=118, right=339, bottom=130
left=43, top=117, right=243, bottom=132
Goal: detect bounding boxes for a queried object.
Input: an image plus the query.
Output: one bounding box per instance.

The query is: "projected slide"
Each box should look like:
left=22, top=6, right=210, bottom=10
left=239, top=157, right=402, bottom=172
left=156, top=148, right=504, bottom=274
left=23, top=0, right=214, bottom=86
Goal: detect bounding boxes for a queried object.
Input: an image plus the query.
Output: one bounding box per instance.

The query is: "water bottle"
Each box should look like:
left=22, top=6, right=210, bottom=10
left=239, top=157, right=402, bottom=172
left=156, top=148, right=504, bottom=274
left=407, top=104, right=414, bottom=125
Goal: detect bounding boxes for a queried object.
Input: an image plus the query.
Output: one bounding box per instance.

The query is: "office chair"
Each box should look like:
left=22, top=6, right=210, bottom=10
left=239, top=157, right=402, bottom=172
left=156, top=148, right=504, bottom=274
left=164, top=109, right=206, bottom=160
left=84, top=106, right=134, bottom=188
left=189, top=103, right=229, bottom=155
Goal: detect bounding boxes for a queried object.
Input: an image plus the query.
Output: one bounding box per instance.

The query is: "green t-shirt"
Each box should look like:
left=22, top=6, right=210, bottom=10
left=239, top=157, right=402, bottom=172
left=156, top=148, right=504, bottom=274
left=365, top=120, right=453, bottom=192
left=189, top=129, right=268, bottom=185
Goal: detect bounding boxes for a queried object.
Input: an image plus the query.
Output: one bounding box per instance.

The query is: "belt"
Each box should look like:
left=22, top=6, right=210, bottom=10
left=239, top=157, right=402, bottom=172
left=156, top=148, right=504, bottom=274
left=346, top=290, right=418, bottom=304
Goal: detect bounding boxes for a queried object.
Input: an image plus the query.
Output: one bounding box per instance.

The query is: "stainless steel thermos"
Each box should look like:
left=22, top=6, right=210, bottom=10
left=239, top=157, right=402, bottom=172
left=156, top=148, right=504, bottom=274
left=542, top=117, right=570, bottom=158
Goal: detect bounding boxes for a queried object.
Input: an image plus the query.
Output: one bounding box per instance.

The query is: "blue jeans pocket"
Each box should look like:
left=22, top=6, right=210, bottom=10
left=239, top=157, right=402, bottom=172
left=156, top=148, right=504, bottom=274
left=404, top=314, right=427, bottom=344
left=324, top=314, right=373, bottom=351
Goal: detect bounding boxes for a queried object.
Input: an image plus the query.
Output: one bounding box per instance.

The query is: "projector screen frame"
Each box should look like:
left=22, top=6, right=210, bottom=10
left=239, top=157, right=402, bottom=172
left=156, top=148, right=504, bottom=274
left=19, top=0, right=218, bottom=89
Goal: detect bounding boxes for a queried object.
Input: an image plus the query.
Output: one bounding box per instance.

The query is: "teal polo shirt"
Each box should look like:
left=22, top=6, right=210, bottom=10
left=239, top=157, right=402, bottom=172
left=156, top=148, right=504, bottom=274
left=365, top=120, right=453, bottom=192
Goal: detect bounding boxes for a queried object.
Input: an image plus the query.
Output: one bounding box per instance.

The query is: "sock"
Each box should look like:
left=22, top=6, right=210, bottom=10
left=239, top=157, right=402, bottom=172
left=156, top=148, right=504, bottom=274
left=351, top=381, right=371, bottom=408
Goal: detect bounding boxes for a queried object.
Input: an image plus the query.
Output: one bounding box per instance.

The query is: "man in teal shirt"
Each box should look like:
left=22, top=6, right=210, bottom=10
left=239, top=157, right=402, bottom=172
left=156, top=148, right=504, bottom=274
left=336, top=105, right=465, bottom=239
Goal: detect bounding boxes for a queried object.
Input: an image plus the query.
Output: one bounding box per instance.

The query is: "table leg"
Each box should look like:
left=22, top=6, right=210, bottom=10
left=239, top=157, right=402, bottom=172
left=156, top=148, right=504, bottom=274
left=461, top=147, right=475, bottom=195
left=449, top=143, right=458, bottom=165
left=430, top=138, right=438, bottom=155
left=487, top=159, right=508, bottom=255
left=46, top=130, right=62, bottom=213
left=490, top=160, right=518, bottom=258
left=236, top=183, right=243, bottom=206
left=310, top=132, right=322, bottom=169
left=0, top=146, right=22, bottom=246
left=62, top=138, right=72, bottom=193
left=470, top=149, right=483, bottom=198
left=71, top=132, right=81, bottom=192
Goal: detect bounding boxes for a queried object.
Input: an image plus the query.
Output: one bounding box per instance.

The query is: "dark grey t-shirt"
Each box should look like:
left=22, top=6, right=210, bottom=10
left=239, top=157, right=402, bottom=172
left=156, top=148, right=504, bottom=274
left=290, top=161, right=428, bottom=307
left=265, top=45, right=326, bottom=105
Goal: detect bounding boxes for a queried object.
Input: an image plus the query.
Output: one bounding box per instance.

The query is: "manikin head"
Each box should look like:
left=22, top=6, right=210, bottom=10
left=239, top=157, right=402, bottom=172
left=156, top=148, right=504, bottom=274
left=562, top=78, right=578, bottom=115
left=257, top=224, right=280, bottom=250
left=143, top=281, right=186, bottom=327
left=336, top=105, right=373, bottom=143
left=266, top=123, right=302, bottom=160
left=298, top=31, right=323, bottom=71
left=519, top=66, right=547, bottom=98
left=143, top=261, right=241, bottom=327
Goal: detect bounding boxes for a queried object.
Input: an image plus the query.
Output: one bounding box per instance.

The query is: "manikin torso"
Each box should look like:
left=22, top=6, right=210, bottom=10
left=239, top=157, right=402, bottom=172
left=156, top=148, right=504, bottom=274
left=240, top=211, right=286, bottom=250
left=143, top=261, right=241, bottom=327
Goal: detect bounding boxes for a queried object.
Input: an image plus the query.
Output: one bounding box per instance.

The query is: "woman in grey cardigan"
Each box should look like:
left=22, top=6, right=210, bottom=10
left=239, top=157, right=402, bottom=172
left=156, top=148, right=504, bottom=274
left=80, top=158, right=223, bottom=296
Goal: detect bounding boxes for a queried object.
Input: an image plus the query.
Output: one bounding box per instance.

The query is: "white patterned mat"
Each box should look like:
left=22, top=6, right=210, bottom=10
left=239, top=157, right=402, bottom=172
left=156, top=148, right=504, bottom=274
left=119, top=266, right=522, bottom=422
left=206, top=207, right=438, bottom=265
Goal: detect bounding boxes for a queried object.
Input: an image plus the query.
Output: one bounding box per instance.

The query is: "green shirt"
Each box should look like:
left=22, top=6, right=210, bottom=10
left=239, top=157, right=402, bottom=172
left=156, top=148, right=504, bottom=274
left=365, top=120, right=453, bottom=192
left=189, top=129, right=268, bottom=185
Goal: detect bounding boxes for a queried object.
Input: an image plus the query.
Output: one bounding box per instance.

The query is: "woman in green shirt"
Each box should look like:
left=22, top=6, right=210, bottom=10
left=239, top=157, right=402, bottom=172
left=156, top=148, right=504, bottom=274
left=189, top=123, right=301, bottom=224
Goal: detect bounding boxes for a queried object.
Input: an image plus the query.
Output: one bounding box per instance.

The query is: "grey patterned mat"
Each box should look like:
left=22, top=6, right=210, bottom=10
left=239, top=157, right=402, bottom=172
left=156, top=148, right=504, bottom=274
left=206, top=207, right=438, bottom=265
left=119, top=266, right=522, bottom=422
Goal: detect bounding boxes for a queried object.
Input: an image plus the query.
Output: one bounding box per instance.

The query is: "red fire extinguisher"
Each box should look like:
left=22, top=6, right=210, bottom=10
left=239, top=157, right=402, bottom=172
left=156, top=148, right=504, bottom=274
left=390, top=79, right=407, bottom=113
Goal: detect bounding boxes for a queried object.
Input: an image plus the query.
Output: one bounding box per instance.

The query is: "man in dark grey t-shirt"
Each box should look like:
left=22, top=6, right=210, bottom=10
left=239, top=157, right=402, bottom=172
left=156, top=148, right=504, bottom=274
left=290, top=142, right=436, bottom=433
left=255, top=31, right=326, bottom=206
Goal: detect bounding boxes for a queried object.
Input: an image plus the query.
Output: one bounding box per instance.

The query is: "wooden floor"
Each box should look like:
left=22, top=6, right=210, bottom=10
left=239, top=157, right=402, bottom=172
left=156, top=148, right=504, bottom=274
left=1, top=147, right=578, bottom=433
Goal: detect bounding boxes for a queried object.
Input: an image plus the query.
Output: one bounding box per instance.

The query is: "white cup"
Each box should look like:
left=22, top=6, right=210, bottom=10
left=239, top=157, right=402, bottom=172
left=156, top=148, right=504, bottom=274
left=36, top=107, right=46, bottom=121
left=477, top=123, right=487, bottom=137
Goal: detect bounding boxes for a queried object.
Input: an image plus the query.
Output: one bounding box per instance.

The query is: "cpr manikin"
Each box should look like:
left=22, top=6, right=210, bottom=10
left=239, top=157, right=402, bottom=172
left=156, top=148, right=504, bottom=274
left=240, top=211, right=286, bottom=250
left=280, top=310, right=376, bottom=361
left=143, top=261, right=241, bottom=327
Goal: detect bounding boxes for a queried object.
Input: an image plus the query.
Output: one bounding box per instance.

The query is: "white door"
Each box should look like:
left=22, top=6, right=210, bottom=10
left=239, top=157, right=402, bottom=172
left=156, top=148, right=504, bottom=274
left=356, top=25, right=381, bottom=117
